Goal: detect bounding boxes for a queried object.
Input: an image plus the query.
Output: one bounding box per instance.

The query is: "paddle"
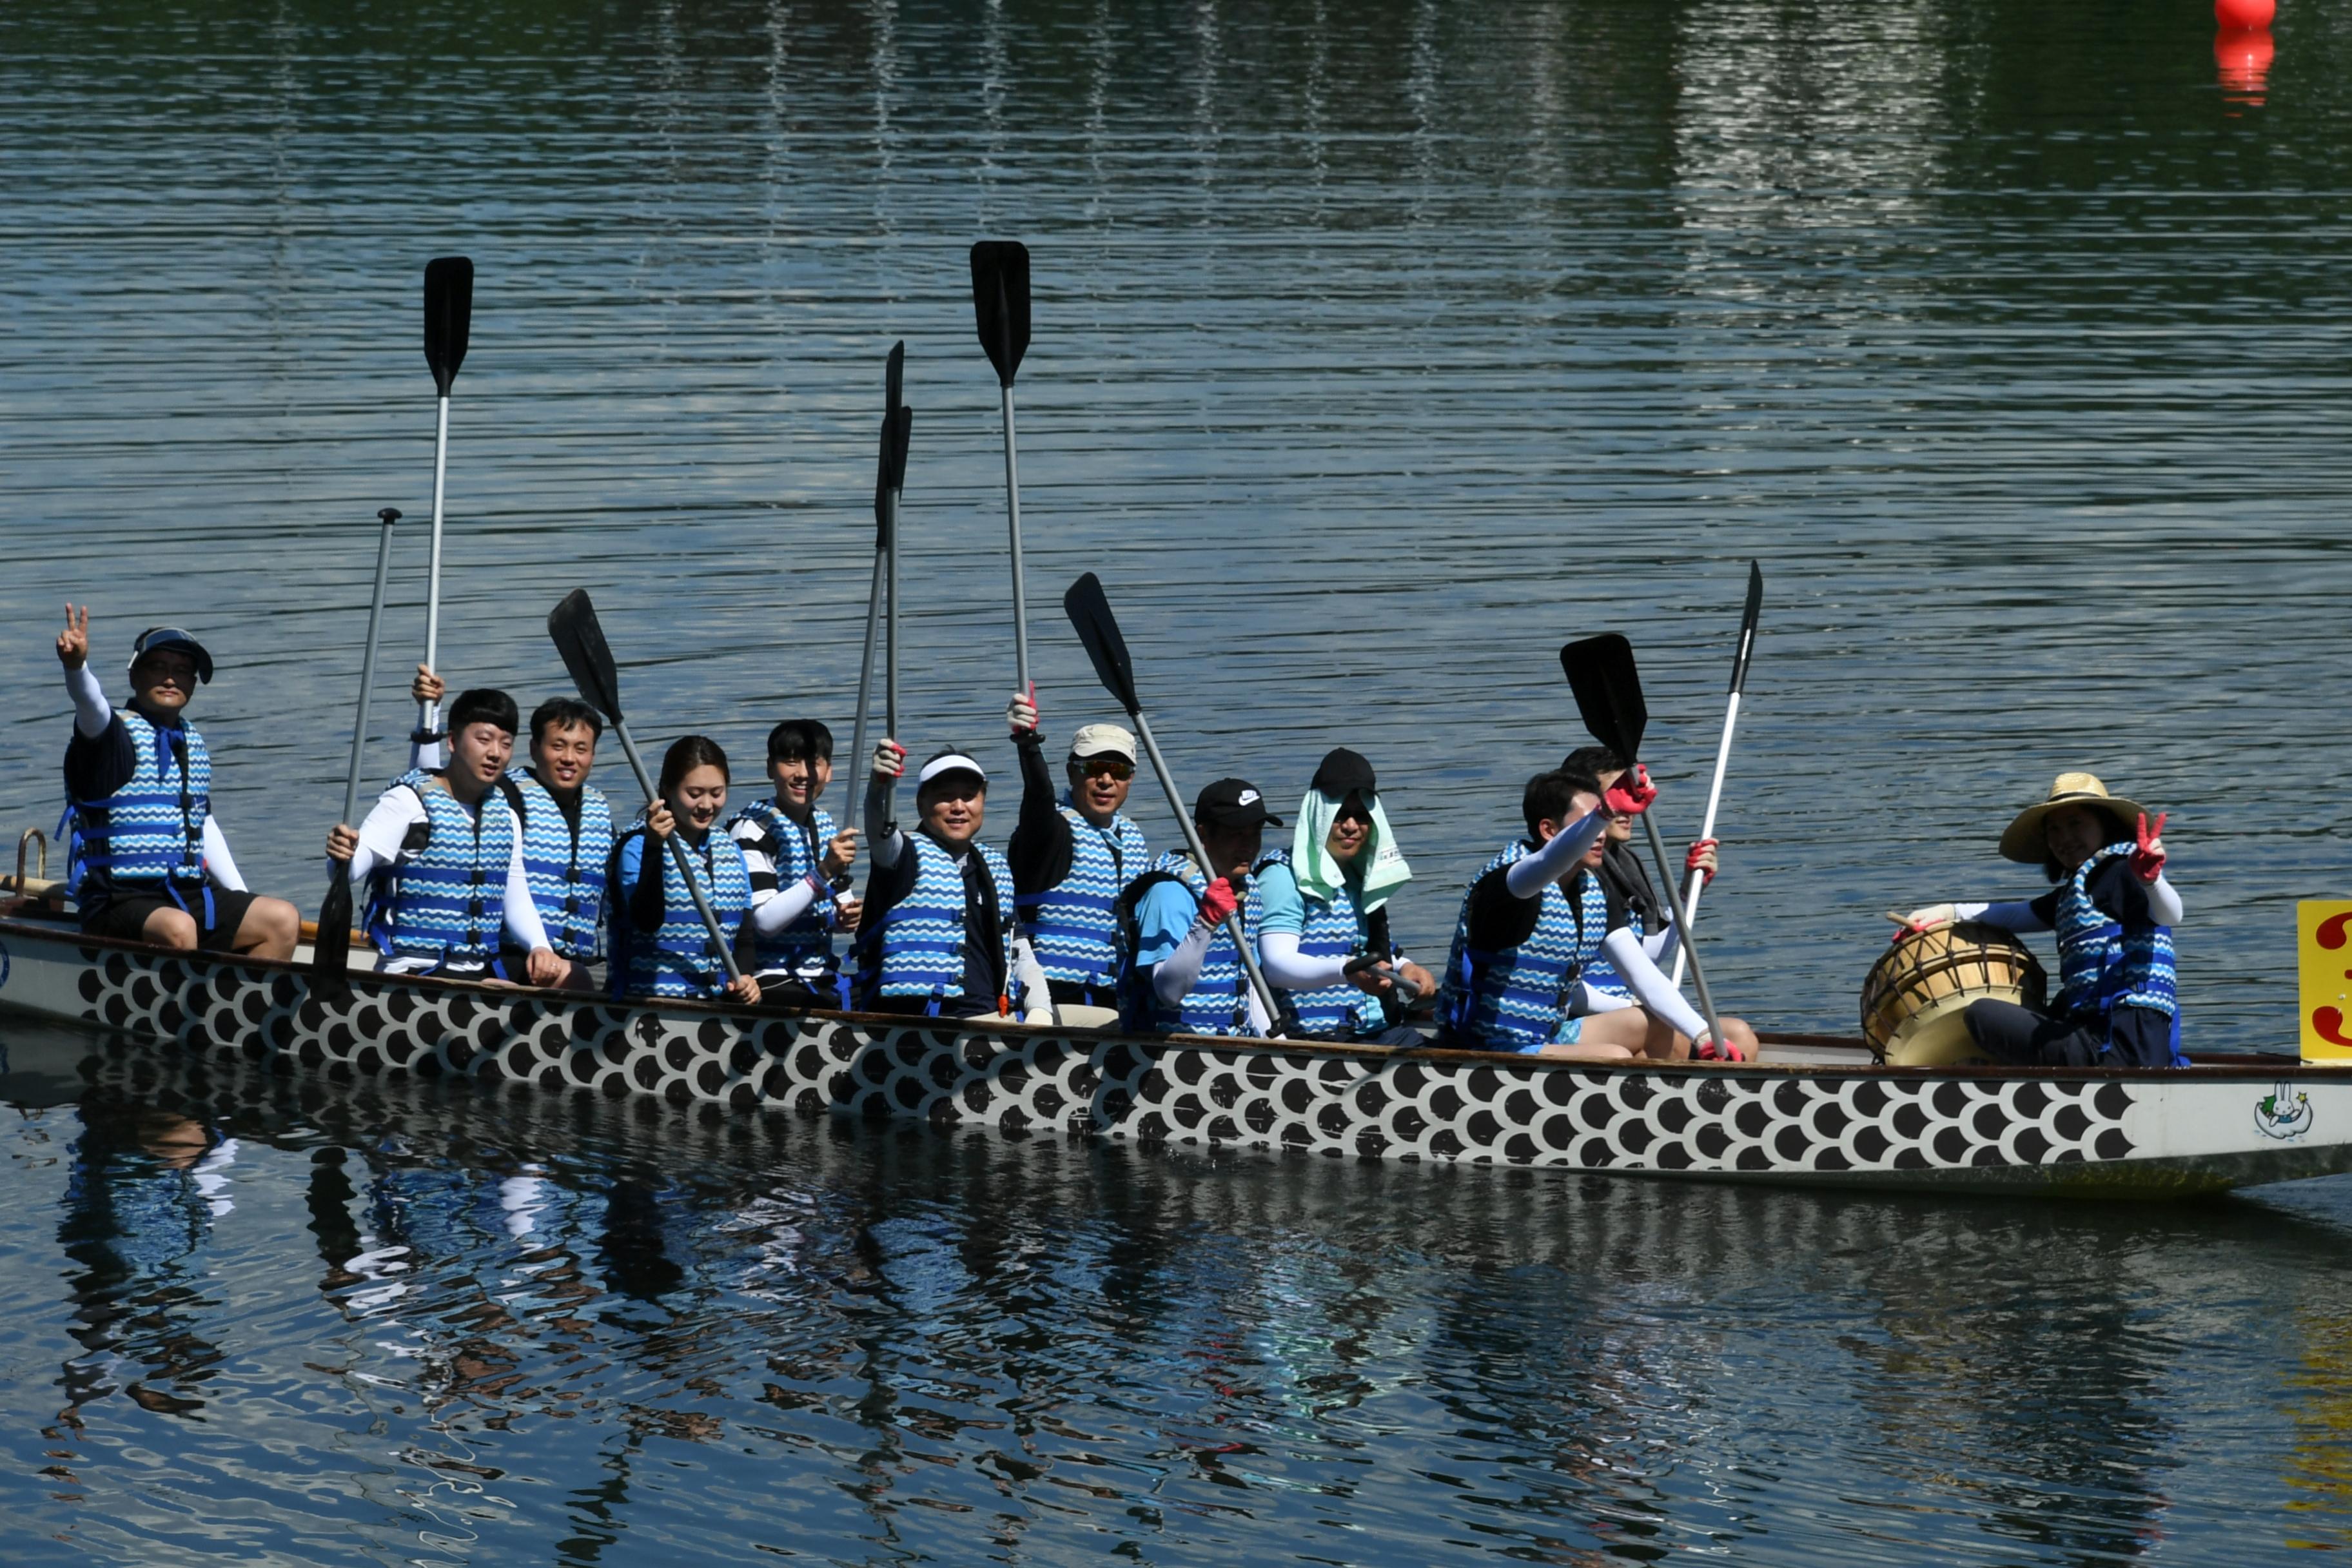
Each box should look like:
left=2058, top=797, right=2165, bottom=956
left=313, top=506, right=403, bottom=997
left=417, top=255, right=473, bottom=747
left=1063, top=573, right=1282, bottom=1032
left=1560, top=633, right=1728, bottom=1054
left=1670, top=562, right=1763, bottom=990
left=971, top=240, right=1034, bottom=692
left=848, top=342, right=905, bottom=805
left=545, top=589, right=745, bottom=990
left=884, top=403, right=911, bottom=738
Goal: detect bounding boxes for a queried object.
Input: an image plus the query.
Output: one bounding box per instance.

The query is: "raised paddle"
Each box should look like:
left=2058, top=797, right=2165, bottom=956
left=1063, top=572, right=1282, bottom=1032
left=312, top=505, right=403, bottom=997
left=971, top=240, right=1034, bottom=692
left=546, top=589, right=745, bottom=990
left=883, top=403, right=911, bottom=738
left=848, top=343, right=906, bottom=802
left=417, top=255, right=473, bottom=747
left=1560, top=633, right=1729, bottom=1055
left=1670, top=562, right=1762, bottom=990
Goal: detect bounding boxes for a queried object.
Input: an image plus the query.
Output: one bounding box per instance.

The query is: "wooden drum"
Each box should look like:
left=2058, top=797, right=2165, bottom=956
left=1860, top=922, right=2048, bottom=1066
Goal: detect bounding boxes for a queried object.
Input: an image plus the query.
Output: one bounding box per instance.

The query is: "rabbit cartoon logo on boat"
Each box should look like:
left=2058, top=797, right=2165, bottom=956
left=2257, top=1083, right=2313, bottom=1141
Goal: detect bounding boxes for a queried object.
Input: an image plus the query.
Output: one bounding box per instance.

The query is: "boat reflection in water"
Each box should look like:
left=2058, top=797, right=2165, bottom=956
left=6, top=1025, right=2349, bottom=1560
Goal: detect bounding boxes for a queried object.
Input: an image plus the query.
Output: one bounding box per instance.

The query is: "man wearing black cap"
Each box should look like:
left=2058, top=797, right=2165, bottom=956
left=1118, top=779, right=1279, bottom=1037
left=54, top=605, right=299, bottom=958
left=854, top=738, right=1049, bottom=1020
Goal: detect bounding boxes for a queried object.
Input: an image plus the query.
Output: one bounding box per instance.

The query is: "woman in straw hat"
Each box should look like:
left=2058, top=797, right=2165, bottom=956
left=1901, top=772, right=2183, bottom=1068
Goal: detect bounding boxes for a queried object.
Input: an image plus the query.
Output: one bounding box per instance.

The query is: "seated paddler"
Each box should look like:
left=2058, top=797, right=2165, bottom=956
left=1560, top=745, right=1731, bottom=1031
left=1435, top=769, right=1747, bottom=1061
left=610, top=735, right=762, bottom=1005
left=1118, top=779, right=1280, bottom=1039
left=854, top=740, right=1050, bottom=1021
left=1901, top=771, right=2183, bottom=1068
left=55, top=605, right=299, bottom=959
left=1004, top=687, right=1149, bottom=1026
left=508, top=692, right=613, bottom=990
left=1254, top=748, right=1433, bottom=1046
left=726, top=719, right=860, bottom=1006
left=324, top=685, right=563, bottom=985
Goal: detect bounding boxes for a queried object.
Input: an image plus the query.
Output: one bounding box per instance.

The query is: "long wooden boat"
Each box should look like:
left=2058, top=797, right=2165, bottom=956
left=2, top=906, right=2346, bottom=1198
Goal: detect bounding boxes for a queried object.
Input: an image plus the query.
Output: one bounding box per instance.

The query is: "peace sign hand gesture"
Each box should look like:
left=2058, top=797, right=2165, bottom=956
left=56, top=603, right=90, bottom=671
left=2130, top=811, right=2169, bottom=883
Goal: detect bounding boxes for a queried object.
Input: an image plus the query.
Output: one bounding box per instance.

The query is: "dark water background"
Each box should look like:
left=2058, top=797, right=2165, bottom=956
left=6, top=0, right=2352, bottom=1560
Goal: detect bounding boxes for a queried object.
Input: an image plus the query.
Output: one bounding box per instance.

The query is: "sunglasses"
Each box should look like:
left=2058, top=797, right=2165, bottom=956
left=1075, top=756, right=1135, bottom=781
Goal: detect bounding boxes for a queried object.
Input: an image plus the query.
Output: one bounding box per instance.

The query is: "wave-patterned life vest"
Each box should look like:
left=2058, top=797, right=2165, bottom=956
left=727, top=798, right=841, bottom=976
left=1258, top=848, right=1385, bottom=1039
left=509, top=769, right=612, bottom=962
left=64, top=710, right=211, bottom=898
left=1117, top=852, right=1267, bottom=1037
left=610, top=827, right=752, bottom=1001
left=1436, top=841, right=1603, bottom=1052
left=364, top=769, right=518, bottom=972
left=1016, top=798, right=1148, bottom=990
left=2053, top=842, right=2178, bottom=1023
left=856, top=832, right=1016, bottom=1011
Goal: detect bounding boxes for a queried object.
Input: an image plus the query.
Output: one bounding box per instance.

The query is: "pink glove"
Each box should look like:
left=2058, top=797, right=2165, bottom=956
left=1685, top=838, right=1718, bottom=887
left=2131, top=811, right=2168, bottom=883
left=1197, top=877, right=1239, bottom=926
left=1006, top=685, right=1039, bottom=736
left=872, top=739, right=906, bottom=779
left=1603, top=764, right=1656, bottom=818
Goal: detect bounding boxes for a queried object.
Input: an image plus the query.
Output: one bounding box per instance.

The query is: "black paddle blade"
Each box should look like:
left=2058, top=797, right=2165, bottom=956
left=1561, top=633, right=1648, bottom=763
left=1063, top=573, right=1141, bottom=716
left=970, top=240, right=1031, bottom=387
left=424, top=256, right=473, bottom=397
left=885, top=405, right=912, bottom=493
left=885, top=340, right=905, bottom=415
left=548, top=589, right=625, bottom=721
left=1729, top=561, right=1764, bottom=696
left=311, top=863, right=355, bottom=997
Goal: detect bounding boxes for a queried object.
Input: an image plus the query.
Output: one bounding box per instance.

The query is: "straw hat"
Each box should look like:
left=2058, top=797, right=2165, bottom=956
left=1997, top=772, right=2148, bottom=863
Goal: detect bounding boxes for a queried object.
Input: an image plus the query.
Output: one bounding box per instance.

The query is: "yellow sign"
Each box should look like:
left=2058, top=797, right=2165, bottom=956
left=2298, top=901, right=2352, bottom=1062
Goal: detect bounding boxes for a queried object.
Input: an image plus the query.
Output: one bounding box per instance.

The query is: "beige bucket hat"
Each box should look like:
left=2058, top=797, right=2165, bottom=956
left=1998, top=772, right=2148, bottom=864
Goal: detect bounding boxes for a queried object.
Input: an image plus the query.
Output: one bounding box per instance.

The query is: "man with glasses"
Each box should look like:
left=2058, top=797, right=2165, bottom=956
left=53, top=605, right=300, bottom=959
left=1004, top=691, right=1149, bottom=1024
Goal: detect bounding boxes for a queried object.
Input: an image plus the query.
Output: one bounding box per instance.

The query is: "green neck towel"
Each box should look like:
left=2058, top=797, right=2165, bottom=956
left=1291, top=788, right=1412, bottom=913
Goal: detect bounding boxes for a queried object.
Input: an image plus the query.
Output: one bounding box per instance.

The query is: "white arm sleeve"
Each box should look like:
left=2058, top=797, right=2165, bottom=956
left=1503, top=807, right=1610, bottom=899
left=500, top=812, right=551, bottom=951
left=1013, top=936, right=1052, bottom=1021
left=66, top=662, right=112, bottom=738
left=2144, top=874, right=2184, bottom=926
left=1643, top=918, right=1679, bottom=967
left=343, top=787, right=426, bottom=890
left=1152, top=920, right=1218, bottom=1003
left=1260, top=929, right=1350, bottom=990
left=1601, top=926, right=1709, bottom=1042
left=201, top=816, right=247, bottom=892
left=749, top=872, right=824, bottom=936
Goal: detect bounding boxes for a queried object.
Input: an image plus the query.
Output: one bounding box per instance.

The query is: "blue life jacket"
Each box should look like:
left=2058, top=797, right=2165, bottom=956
left=1015, top=796, right=1148, bottom=990
left=1257, top=848, right=1385, bottom=1039
left=362, top=769, right=521, bottom=973
left=855, top=832, right=1017, bottom=1013
left=2054, top=842, right=2179, bottom=1026
left=63, top=709, right=211, bottom=904
left=1435, top=841, right=1603, bottom=1052
left=609, top=826, right=752, bottom=1001
left=1117, top=852, right=1267, bottom=1037
left=508, top=769, right=612, bottom=962
left=725, top=798, right=843, bottom=976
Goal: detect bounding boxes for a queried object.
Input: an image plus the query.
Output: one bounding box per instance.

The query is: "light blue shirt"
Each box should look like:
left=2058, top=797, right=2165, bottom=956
left=1253, top=859, right=1368, bottom=940
left=1133, top=879, right=1204, bottom=967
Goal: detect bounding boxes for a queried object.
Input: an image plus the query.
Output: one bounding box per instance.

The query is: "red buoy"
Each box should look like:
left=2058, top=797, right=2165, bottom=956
left=2216, top=0, right=2275, bottom=29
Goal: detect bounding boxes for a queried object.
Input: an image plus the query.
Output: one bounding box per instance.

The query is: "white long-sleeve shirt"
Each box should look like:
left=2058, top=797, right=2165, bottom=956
left=344, top=778, right=550, bottom=970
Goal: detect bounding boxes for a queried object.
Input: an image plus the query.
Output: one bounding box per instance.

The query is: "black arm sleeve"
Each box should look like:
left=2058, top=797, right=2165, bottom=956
left=61, top=716, right=136, bottom=803
left=629, top=841, right=669, bottom=935
left=1006, top=733, right=1073, bottom=896
left=2086, top=858, right=2155, bottom=927
left=2028, top=888, right=2061, bottom=928
left=1462, top=866, right=1542, bottom=952
left=858, top=842, right=921, bottom=933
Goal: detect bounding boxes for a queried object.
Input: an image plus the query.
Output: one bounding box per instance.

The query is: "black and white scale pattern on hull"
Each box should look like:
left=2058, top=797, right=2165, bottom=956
left=72, top=945, right=2137, bottom=1174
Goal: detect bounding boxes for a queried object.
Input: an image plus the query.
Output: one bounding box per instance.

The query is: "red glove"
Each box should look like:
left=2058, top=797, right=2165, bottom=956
left=1006, top=684, right=1039, bottom=736
left=2131, top=811, right=2168, bottom=883
left=1603, top=764, right=1656, bottom=818
left=1685, top=837, right=1718, bottom=887
left=871, top=739, right=906, bottom=779
left=1197, top=877, right=1239, bottom=926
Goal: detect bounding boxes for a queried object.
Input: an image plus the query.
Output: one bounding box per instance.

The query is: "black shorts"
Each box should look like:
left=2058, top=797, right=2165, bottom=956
left=81, top=887, right=260, bottom=951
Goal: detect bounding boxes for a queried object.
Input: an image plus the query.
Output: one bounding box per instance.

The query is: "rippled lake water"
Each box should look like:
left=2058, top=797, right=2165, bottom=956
left=6, top=0, right=2352, bottom=1559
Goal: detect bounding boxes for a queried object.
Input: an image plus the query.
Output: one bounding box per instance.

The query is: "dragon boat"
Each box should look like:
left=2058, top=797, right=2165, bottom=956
left=4, top=893, right=2349, bottom=1199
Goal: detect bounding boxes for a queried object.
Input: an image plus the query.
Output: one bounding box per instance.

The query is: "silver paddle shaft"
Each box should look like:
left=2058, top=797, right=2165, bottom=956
left=849, top=549, right=883, bottom=803
left=999, top=385, right=1030, bottom=691
left=340, top=511, right=399, bottom=828
left=885, top=486, right=901, bottom=736
left=418, top=394, right=450, bottom=738
left=1670, top=689, right=1741, bottom=990
left=609, top=718, right=745, bottom=986
left=1130, top=710, right=1282, bottom=1034
left=1637, top=805, right=1724, bottom=1052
